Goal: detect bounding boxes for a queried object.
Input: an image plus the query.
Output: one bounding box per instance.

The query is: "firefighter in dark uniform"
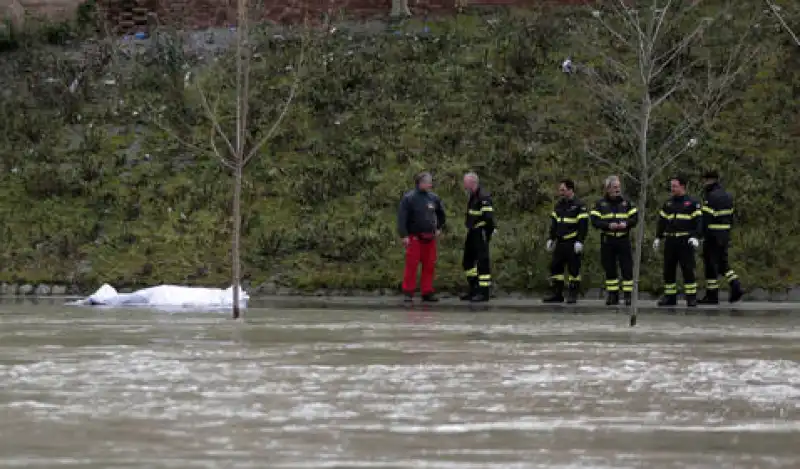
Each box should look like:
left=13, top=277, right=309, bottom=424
left=653, top=175, right=703, bottom=307
left=461, top=172, right=495, bottom=302
left=591, top=175, right=639, bottom=306
left=699, top=170, right=744, bottom=304
left=543, top=179, right=589, bottom=304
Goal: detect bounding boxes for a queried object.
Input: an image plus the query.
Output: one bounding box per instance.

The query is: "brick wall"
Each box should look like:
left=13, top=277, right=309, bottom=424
left=1, top=0, right=85, bottom=25
left=151, top=0, right=456, bottom=29
left=1, top=0, right=582, bottom=33
left=147, top=0, right=583, bottom=30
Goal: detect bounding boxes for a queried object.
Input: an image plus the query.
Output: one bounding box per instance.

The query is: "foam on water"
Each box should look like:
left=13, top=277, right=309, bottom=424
left=0, top=309, right=798, bottom=468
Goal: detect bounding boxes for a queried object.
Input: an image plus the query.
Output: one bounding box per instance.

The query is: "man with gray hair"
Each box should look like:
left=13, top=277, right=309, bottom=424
left=398, top=171, right=446, bottom=302
left=590, top=175, right=638, bottom=306
left=461, top=172, right=495, bottom=302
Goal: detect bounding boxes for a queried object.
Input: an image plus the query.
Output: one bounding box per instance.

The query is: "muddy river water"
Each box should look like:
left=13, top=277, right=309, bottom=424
left=0, top=303, right=797, bottom=468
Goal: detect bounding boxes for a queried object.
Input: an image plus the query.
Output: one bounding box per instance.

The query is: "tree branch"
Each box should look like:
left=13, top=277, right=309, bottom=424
left=610, top=0, right=651, bottom=83
left=210, top=123, right=236, bottom=170
left=147, top=108, right=211, bottom=159
left=240, top=0, right=252, bottom=163
left=580, top=67, right=643, bottom=139
left=648, top=0, right=675, bottom=50
left=196, top=82, right=237, bottom=160
left=649, top=18, right=709, bottom=80
left=766, top=0, right=800, bottom=46
left=583, top=141, right=640, bottom=182
left=243, top=25, right=308, bottom=166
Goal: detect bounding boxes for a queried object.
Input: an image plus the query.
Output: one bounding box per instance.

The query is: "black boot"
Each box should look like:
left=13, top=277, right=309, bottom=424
left=698, top=289, right=719, bottom=305
left=470, top=289, right=490, bottom=302
left=566, top=283, right=579, bottom=304
left=686, top=294, right=697, bottom=307
left=605, top=291, right=619, bottom=306
left=421, top=293, right=438, bottom=302
left=729, top=279, right=744, bottom=303
left=623, top=292, right=632, bottom=306
left=403, top=293, right=413, bottom=303
left=657, top=295, right=677, bottom=306
left=460, top=278, right=477, bottom=301
left=543, top=282, right=564, bottom=303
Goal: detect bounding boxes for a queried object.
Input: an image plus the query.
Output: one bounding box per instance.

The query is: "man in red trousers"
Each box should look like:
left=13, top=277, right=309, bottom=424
left=398, top=172, right=446, bottom=302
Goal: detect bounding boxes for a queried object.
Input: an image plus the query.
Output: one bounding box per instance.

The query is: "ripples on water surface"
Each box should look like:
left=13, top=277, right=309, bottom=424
left=0, top=304, right=798, bottom=468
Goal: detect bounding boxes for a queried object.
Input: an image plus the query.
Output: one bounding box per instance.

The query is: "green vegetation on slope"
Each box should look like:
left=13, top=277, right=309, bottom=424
left=0, top=4, right=798, bottom=294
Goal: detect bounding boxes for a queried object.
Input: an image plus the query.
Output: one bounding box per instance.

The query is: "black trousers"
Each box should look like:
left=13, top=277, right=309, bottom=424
left=463, top=229, right=491, bottom=291
left=600, top=236, right=633, bottom=293
left=703, top=235, right=738, bottom=289
left=663, top=237, right=697, bottom=296
left=550, top=240, right=582, bottom=287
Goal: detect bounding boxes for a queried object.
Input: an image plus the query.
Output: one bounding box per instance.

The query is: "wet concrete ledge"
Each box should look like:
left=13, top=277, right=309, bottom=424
left=244, top=295, right=800, bottom=316
left=0, top=294, right=798, bottom=316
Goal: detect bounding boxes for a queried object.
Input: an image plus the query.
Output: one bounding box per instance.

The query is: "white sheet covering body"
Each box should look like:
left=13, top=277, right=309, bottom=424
left=73, top=283, right=249, bottom=308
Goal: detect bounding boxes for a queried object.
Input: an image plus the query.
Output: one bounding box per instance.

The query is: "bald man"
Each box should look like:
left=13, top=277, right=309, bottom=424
left=461, top=172, right=495, bottom=302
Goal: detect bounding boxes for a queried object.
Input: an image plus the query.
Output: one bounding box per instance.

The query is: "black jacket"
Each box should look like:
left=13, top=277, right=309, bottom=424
left=591, top=195, right=639, bottom=238
left=549, top=197, right=589, bottom=242
left=656, top=194, right=703, bottom=239
left=465, top=187, right=495, bottom=236
left=397, top=189, right=446, bottom=237
left=702, top=182, right=734, bottom=240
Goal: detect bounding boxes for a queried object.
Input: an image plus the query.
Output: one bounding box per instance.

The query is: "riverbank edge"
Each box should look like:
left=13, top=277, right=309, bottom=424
left=3, top=282, right=800, bottom=303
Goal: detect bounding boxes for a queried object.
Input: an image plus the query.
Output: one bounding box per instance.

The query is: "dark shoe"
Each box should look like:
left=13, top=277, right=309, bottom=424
left=461, top=279, right=477, bottom=301
left=566, top=284, right=579, bottom=304
left=403, top=293, right=413, bottom=303
left=470, top=294, right=489, bottom=303
left=421, top=293, right=438, bottom=302
left=657, top=295, right=677, bottom=307
left=686, top=294, right=697, bottom=307
left=729, top=280, right=744, bottom=303
left=542, top=294, right=564, bottom=303
left=566, top=290, right=578, bottom=304
left=605, top=291, right=619, bottom=306
left=698, top=290, right=719, bottom=305
left=623, top=292, right=632, bottom=306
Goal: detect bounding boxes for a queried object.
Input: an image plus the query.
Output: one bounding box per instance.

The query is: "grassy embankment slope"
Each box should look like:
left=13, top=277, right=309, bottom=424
left=0, top=3, right=798, bottom=294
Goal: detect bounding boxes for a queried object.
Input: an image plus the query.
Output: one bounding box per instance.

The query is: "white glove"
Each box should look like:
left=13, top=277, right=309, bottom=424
left=652, top=238, right=661, bottom=250
left=688, top=237, right=700, bottom=248
left=546, top=239, right=554, bottom=252
left=574, top=241, right=583, bottom=254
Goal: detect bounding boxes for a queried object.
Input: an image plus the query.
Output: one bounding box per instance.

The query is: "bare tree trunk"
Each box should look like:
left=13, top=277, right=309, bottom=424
left=129, top=0, right=304, bottom=320
left=391, top=0, right=411, bottom=17
left=631, top=93, right=652, bottom=326
left=230, top=0, right=246, bottom=320
left=232, top=163, right=243, bottom=319
left=575, top=1, right=761, bottom=326
left=631, top=184, right=647, bottom=326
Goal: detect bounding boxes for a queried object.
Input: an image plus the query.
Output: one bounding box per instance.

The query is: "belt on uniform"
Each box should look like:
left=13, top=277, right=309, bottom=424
left=601, top=231, right=629, bottom=238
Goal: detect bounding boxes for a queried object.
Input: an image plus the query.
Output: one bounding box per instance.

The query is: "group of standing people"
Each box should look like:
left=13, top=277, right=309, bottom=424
left=397, top=170, right=744, bottom=306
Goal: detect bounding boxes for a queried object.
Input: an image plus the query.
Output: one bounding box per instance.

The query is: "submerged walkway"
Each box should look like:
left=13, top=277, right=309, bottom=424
left=1, top=295, right=797, bottom=317
left=249, top=295, right=800, bottom=316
